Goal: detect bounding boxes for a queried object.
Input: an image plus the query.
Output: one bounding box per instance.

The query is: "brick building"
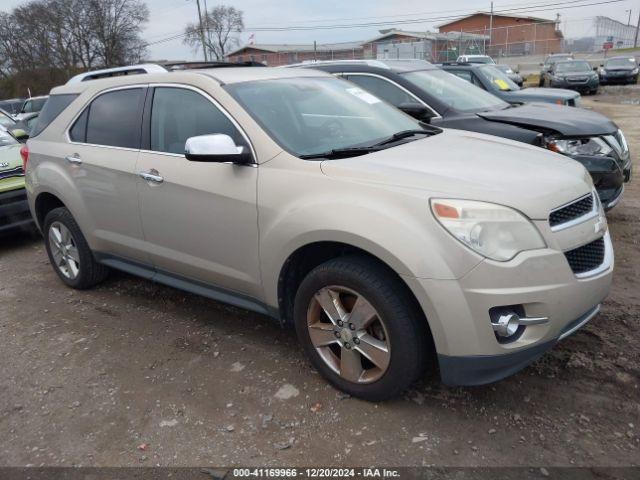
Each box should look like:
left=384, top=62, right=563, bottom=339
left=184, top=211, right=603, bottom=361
left=438, top=13, right=564, bottom=56
left=225, top=42, right=364, bottom=66
left=225, top=29, right=488, bottom=66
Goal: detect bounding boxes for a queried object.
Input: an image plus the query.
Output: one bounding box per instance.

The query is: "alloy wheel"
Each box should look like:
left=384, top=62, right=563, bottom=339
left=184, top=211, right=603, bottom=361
left=48, top=221, right=80, bottom=280
left=306, top=286, right=391, bottom=384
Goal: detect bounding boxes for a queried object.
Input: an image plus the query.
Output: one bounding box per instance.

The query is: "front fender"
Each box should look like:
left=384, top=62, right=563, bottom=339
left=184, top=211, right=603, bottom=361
left=258, top=156, right=482, bottom=308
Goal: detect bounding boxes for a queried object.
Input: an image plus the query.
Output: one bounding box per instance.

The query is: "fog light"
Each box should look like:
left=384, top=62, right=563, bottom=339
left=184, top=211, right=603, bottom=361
left=493, top=313, right=520, bottom=338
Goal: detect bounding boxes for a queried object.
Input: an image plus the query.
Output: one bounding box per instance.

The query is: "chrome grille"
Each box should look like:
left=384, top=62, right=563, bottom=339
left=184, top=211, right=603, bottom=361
left=549, top=194, right=594, bottom=228
left=564, top=237, right=605, bottom=274
left=0, top=166, right=23, bottom=180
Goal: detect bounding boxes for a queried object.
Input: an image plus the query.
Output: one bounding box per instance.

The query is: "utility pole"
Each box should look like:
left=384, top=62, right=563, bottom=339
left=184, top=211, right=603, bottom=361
left=489, top=2, right=494, bottom=55
left=626, top=9, right=632, bottom=25
left=635, top=10, right=640, bottom=48
left=196, top=0, right=208, bottom=62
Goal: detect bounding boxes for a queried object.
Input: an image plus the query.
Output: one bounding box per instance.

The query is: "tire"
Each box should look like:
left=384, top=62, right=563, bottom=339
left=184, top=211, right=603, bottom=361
left=538, top=77, right=545, bottom=87
left=293, top=255, right=432, bottom=401
left=43, top=207, right=108, bottom=289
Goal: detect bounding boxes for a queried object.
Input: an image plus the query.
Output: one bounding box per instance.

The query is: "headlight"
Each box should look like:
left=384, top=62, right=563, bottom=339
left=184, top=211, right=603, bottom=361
left=546, top=137, right=613, bottom=157
left=632, top=68, right=639, bottom=75
left=430, top=199, right=546, bottom=261
left=600, top=68, right=607, bottom=75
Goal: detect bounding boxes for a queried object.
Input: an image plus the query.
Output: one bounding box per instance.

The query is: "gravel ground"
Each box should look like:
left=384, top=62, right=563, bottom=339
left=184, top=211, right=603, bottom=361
left=0, top=88, right=639, bottom=468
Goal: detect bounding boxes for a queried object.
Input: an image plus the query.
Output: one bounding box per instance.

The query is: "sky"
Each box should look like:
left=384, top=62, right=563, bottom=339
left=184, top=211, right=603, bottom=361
left=2, top=0, right=638, bottom=60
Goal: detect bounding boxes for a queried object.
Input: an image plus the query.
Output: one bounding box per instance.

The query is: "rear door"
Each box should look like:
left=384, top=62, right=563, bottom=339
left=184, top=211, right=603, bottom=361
left=136, top=85, right=261, bottom=298
left=65, top=86, right=148, bottom=261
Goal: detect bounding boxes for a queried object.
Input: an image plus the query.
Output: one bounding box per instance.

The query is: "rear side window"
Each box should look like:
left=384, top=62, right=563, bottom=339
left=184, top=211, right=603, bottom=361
left=149, top=87, right=245, bottom=155
left=30, top=94, right=78, bottom=137
left=85, top=88, right=144, bottom=149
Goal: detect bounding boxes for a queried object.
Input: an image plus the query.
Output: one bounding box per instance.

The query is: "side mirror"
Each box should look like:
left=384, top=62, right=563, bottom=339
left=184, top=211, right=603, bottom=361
left=184, top=134, right=252, bottom=164
left=398, top=102, right=433, bottom=122
left=593, top=66, right=598, bottom=71
left=11, top=128, right=29, bottom=141
left=539, top=62, right=544, bottom=66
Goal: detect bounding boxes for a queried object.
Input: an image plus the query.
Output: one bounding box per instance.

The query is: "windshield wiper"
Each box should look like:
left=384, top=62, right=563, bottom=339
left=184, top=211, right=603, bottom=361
left=299, top=146, right=382, bottom=160
left=370, top=128, right=440, bottom=148
left=300, top=127, right=442, bottom=160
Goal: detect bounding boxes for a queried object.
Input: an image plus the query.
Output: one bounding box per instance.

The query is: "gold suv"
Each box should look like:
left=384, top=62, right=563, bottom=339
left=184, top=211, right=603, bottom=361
left=24, top=64, right=613, bottom=400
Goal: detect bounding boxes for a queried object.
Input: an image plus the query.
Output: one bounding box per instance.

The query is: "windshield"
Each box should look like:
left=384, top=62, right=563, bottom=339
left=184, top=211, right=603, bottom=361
left=0, top=128, right=18, bottom=147
left=476, top=65, right=520, bottom=91
left=0, top=111, right=17, bottom=128
left=604, top=58, right=637, bottom=68
left=226, top=77, right=421, bottom=158
left=556, top=61, right=591, bottom=73
left=495, top=65, right=514, bottom=74
left=402, top=69, right=508, bottom=113
left=23, top=97, right=48, bottom=113
left=546, top=55, right=571, bottom=65
left=466, top=56, right=494, bottom=64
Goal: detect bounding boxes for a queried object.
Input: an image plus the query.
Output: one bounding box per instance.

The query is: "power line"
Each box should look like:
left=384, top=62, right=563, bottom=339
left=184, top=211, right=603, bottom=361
left=142, top=0, right=627, bottom=47
left=244, top=0, right=627, bottom=31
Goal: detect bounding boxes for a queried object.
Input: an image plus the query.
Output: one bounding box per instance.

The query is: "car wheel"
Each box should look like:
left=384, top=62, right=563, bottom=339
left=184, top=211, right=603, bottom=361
left=538, top=77, right=545, bottom=87
left=293, top=255, right=431, bottom=401
left=43, top=207, right=109, bottom=289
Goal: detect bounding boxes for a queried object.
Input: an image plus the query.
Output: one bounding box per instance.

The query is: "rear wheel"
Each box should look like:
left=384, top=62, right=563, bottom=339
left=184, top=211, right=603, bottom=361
left=43, top=207, right=108, bottom=289
left=294, top=255, right=431, bottom=401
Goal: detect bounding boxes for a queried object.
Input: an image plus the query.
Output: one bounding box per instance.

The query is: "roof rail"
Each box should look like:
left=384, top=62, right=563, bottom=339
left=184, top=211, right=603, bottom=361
left=284, top=59, right=392, bottom=69
left=439, top=61, right=471, bottom=66
left=66, top=64, right=168, bottom=84
left=163, top=61, right=265, bottom=70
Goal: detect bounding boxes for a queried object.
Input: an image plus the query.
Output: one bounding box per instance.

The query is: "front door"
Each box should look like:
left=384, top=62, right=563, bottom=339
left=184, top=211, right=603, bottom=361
left=136, top=86, right=261, bottom=298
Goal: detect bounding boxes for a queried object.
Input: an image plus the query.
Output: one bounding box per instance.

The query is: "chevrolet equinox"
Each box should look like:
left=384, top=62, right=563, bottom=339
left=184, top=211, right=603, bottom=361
left=24, top=64, right=613, bottom=400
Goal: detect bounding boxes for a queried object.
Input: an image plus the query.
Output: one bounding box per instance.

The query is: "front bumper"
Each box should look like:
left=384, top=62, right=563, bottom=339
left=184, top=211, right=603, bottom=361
left=570, top=153, right=629, bottom=210
left=0, top=187, right=34, bottom=234
left=438, top=304, right=600, bottom=385
left=403, top=227, right=613, bottom=386
left=551, top=78, right=599, bottom=92
left=600, top=73, right=638, bottom=84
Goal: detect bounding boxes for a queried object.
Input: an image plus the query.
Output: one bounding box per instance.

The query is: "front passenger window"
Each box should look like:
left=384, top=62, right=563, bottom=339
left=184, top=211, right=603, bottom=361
left=150, top=87, right=246, bottom=155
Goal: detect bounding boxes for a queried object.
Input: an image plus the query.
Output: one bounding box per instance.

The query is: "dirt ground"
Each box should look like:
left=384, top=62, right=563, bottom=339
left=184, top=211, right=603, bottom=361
left=0, top=88, right=639, bottom=468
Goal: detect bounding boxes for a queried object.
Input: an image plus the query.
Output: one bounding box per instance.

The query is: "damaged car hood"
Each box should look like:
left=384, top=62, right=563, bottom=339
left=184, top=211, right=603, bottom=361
left=477, top=102, right=617, bottom=136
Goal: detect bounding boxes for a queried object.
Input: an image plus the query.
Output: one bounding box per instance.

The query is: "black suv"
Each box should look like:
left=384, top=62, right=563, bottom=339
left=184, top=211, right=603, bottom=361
left=439, top=62, right=580, bottom=106
left=599, top=56, right=639, bottom=85
left=294, top=60, right=631, bottom=209
left=539, top=53, right=573, bottom=86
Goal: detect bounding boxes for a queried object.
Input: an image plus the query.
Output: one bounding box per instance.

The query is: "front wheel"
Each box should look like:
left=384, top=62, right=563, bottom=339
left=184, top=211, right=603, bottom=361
left=293, top=255, right=431, bottom=401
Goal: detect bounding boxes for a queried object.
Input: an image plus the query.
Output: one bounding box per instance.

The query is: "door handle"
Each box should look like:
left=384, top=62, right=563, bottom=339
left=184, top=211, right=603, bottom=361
left=65, top=154, right=82, bottom=165
left=139, top=169, right=164, bottom=184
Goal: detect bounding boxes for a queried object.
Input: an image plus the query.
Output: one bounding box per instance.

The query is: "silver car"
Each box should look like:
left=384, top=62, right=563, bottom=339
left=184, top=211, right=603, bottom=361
left=24, top=64, right=613, bottom=400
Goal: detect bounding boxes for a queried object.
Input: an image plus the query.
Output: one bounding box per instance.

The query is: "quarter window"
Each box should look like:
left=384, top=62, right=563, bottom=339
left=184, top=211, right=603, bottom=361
left=84, top=88, right=144, bottom=148
left=149, top=87, right=245, bottom=155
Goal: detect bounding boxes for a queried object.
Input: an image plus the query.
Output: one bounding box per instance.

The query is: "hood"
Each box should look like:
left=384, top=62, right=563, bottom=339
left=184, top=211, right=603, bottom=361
left=0, top=144, right=25, bottom=192
left=477, top=102, right=617, bottom=136
left=510, top=87, right=577, bottom=101
left=0, top=143, right=21, bottom=169
left=320, top=129, right=592, bottom=220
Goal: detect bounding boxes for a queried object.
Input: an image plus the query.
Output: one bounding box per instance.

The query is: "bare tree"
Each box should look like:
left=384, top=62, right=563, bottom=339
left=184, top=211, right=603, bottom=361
left=0, top=0, right=149, bottom=97
left=89, top=0, right=149, bottom=66
left=184, top=4, right=244, bottom=60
